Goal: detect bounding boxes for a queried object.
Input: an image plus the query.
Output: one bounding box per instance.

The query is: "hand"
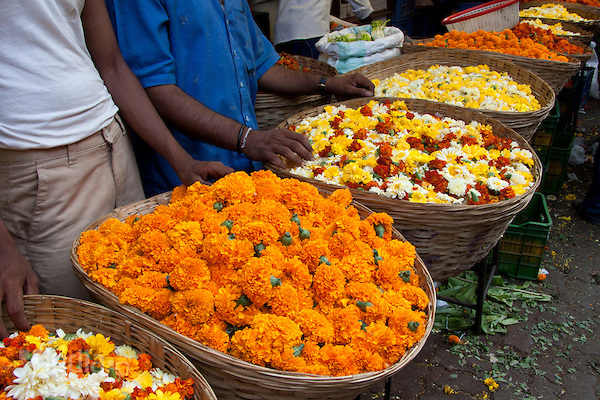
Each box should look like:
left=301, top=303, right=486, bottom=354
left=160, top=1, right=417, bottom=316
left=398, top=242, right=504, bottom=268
left=0, top=238, right=40, bottom=338
left=175, top=159, right=235, bottom=186
left=325, top=73, right=375, bottom=100
left=242, top=128, right=313, bottom=169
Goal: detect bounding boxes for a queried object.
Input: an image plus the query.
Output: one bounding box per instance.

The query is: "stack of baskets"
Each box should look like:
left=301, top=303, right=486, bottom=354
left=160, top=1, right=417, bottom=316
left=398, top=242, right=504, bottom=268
left=2, top=295, right=218, bottom=400
left=345, top=50, right=555, bottom=141
left=254, top=54, right=337, bottom=130
left=268, top=98, right=543, bottom=282
left=401, top=38, right=581, bottom=94
left=519, top=0, right=600, bottom=34
left=71, top=191, right=436, bottom=400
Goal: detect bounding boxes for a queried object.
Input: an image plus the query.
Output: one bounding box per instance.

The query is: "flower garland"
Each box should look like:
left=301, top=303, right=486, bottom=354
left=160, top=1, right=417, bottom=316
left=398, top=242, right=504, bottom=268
left=519, top=4, right=593, bottom=22
left=520, top=18, right=581, bottom=37
left=77, top=171, right=430, bottom=377
left=288, top=100, right=535, bottom=204
left=0, top=324, right=194, bottom=400
left=424, top=29, right=570, bottom=62
left=372, top=64, right=541, bottom=112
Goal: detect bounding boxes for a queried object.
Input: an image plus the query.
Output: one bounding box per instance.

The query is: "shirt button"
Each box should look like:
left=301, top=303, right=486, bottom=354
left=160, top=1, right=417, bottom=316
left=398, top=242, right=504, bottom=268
left=239, top=82, right=244, bottom=88
left=245, top=116, right=250, bottom=122
left=233, top=50, right=237, bottom=57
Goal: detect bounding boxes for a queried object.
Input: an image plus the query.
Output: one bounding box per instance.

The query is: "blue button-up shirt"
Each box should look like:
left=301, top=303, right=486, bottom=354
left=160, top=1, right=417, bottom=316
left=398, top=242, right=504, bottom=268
left=105, top=0, right=280, bottom=196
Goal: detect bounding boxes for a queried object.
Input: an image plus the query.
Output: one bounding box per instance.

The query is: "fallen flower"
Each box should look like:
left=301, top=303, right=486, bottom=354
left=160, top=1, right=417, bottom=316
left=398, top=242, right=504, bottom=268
left=484, top=377, right=499, bottom=392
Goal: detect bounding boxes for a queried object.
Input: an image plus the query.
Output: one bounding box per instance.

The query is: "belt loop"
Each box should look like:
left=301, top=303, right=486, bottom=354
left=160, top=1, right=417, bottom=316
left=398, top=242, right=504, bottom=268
left=67, top=142, right=77, bottom=165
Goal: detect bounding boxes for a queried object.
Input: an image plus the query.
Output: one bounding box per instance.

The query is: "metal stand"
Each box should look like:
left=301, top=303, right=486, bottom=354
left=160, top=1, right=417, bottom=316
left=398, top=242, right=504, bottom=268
left=437, top=245, right=499, bottom=335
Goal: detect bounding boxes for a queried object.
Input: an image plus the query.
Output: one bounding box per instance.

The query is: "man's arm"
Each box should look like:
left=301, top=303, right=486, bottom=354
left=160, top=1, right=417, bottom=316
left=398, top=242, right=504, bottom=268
left=81, top=0, right=233, bottom=185
left=257, top=64, right=375, bottom=99
left=0, top=219, right=40, bottom=338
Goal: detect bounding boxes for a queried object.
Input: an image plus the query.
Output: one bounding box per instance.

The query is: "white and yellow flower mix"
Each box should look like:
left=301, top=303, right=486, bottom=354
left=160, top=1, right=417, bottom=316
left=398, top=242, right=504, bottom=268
left=289, top=100, right=535, bottom=205
left=520, top=18, right=581, bottom=36
left=519, top=4, right=593, bottom=22
left=372, top=65, right=540, bottom=112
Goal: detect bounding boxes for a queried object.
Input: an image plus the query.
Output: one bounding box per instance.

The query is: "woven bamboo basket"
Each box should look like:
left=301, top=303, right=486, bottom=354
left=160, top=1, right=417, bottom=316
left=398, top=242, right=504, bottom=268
left=71, top=191, right=436, bottom=400
left=520, top=1, right=600, bottom=33
left=520, top=18, right=595, bottom=43
left=255, top=55, right=338, bottom=130
left=344, top=50, right=555, bottom=141
left=267, top=97, right=543, bottom=282
left=401, top=40, right=581, bottom=93
left=2, top=295, right=217, bottom=400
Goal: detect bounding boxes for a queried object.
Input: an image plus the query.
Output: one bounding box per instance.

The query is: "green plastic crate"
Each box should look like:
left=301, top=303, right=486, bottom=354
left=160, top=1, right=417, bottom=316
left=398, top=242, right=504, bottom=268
left=532, top=102, right=560, bottom=165
left=540, top=130, right=574, bottom=195
left=497, top=193, right=553, bottom=280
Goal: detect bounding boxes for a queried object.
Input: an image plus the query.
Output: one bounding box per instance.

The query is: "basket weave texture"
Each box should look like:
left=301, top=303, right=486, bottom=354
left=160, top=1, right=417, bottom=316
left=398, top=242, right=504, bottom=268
left=520, top=1, right=600, bottom=33
left=71, top=191, right=436, bottom=400
left=401, top=40, right=581, bottom=93
left=268, top=97, right=543, bottom=282
left=344, top=50, right=555, bottom=142
left=2, top=295, right=217, bottom=400
left=255, top=55, right=338, bottom=130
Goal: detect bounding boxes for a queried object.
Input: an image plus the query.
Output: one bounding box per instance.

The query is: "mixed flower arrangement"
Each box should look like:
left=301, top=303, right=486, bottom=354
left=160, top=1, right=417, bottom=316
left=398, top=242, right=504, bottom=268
left=519, top=3, right=593, bottom=22
left=288, top=99, right=536, bottom=204
left=424, top=29, right=570, bottom=61
left=372, top=64, right=541, bottom=112
left=77, top=171, right=430, bottom=377
left=0, top=324, right=195, bottom=400
left=520, top=18, right=582, bottom=37
left=511, top=22, right=587, bottom=55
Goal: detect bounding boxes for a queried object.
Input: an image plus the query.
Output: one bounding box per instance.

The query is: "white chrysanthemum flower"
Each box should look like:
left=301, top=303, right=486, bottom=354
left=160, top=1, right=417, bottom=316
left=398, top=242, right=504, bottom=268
left=120, top=379, right=142, bottom=393
left=115, top=345, right=138, bottom=359
left=510, top=172, right=528, bottom=186
left=487, top=176, right=509, bottom=191
left=7, top=348, right=68, bottom=400
left=75, top=329, right=93, bottom=339
left=447, top=177, right=468, bottom=197
left=151, top=368, right=176, bottom=391
left=58, top=370, right=112, bottom=400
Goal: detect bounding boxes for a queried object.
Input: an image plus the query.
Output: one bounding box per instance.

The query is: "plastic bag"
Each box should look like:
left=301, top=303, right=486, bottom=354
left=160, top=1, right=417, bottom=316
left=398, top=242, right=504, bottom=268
left=316, top=25, right=404, bottom=74
left=586, top=41, right=599, bottom=100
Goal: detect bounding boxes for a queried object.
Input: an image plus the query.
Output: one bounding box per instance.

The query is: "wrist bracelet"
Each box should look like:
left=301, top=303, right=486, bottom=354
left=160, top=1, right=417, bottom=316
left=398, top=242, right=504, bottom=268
left=240, top=126, right=252, bottom=152
left=236, top=124, right=247, bottom=153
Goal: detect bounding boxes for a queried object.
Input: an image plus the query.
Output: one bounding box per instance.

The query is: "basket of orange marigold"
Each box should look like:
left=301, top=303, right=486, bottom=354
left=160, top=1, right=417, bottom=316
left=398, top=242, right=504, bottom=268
left=402, top=28, right=581, bottom=93
left=71, top=170, right=436, bottom=400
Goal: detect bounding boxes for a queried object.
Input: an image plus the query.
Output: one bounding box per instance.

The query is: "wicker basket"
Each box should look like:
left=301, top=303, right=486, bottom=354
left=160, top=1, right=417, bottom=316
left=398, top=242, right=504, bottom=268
left=255, top=55, right=338, bottom=130
left=520, top=18, right=595, bottom=43
left=267, top=97, right=543, bottom=282
left=344, top=50, right=555, bottom=141
left=442, top=0, right=520, bottom=33
left=2, top=295, right=217, bottom=400
left=558, top=36, right=594, bottom=63
left=520, top=1, right=600, bottom=33
left=401, top=40, right=581, bottom=93
left=71, top=192, right=436, bottom=400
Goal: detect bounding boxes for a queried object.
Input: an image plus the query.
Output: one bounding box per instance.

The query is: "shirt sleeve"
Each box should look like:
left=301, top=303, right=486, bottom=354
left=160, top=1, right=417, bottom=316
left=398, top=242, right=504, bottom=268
left=348, top=0, right=375, bottom=21
left=108, top=0, right=177, bottom=88
left=241, top=0, right=280, bottom=80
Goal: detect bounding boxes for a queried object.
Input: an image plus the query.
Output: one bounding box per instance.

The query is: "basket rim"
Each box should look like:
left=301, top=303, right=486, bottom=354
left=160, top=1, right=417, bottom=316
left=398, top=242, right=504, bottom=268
left=442, top=0, right=520, bottom=25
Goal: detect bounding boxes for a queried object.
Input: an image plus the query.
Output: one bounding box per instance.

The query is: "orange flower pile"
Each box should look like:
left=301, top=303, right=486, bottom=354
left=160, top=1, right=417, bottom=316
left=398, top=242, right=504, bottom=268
left=425, top=29, right=571, bottom=62
left=512, top=22, right=586, bottom=55
left=77, top=171, right=430, bottom=377
left=276, top=52, right=311, bottom=72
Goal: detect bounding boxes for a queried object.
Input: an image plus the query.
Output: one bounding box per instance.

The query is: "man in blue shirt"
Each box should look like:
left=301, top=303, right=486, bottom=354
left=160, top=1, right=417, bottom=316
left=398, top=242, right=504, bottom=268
left=105, top=0, right=375, bottom=197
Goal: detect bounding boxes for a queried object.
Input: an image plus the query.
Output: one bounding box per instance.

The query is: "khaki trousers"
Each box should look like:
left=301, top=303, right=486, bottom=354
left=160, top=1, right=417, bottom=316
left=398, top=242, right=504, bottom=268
left=0, top=116, right=145, bottom=299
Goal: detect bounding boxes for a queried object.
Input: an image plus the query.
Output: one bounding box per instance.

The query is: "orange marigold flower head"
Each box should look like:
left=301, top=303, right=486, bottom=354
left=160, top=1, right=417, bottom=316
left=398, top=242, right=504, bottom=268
left=211, top=171, right=256, bottom=205
left=448, top=334, right=461, bottom=345
left=168, top=257, right=211, bottom=291
left=172, top=288, right=215, bottom=325
left=269, top=284, right=301, bottom=318
left=119, top=286, right=173, bottom=320
left=312, top=262, right=346, bottom=305
left=27, top=324, right=49, bottom=338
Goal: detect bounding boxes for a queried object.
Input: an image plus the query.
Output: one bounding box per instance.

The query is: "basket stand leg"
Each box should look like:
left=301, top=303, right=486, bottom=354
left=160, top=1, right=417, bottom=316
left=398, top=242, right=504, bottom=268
left=354, top=376, right=392, bottom=400
left=437, top=245, right=499, bottom=334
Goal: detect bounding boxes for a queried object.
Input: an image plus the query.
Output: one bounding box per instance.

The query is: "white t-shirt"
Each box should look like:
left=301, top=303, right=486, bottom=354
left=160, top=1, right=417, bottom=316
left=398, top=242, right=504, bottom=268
left=274, top=0, right=374, bottom=45
left=0, top=0, right=118, bottom=149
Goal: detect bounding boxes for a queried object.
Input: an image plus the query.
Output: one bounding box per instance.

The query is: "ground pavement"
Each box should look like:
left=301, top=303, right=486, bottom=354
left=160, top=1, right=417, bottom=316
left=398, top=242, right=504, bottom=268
left=359, top=98, right=600, bottom=400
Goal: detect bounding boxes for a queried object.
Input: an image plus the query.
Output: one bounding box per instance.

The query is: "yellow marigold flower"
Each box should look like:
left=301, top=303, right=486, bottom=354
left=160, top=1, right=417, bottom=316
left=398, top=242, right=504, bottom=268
left=484, top=377, right=499, bottom=392
left=86, top=333, right=115, bottom=357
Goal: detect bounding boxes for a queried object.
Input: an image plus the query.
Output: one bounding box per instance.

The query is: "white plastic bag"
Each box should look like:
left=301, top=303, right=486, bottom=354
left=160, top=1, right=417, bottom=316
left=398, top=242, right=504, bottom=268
left=586, top=41, right=599, bottom=100
left=316, top=25, right=404, bottom=74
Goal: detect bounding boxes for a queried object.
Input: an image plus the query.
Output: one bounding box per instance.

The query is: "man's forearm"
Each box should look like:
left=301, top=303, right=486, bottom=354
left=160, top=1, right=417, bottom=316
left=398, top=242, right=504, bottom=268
left=145, top=85, right=242, bottom=151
